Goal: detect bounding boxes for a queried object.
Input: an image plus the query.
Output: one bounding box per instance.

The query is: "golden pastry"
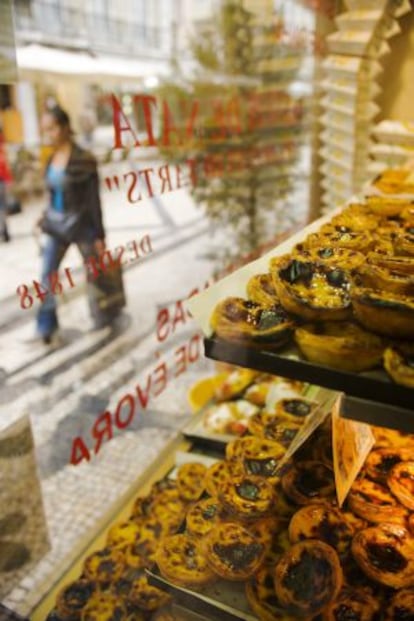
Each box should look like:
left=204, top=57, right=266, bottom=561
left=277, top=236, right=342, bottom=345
left=83, top=547, right=125, bottom=584
left=274, top=398, right=315, bottom=421
left=56, top=579, right=96, bottom=620
left=409, top=513, right=414, bottom=536
left=214, top=368, right=258, bottom=401
left=271, top=256, right=351, bottom=321
left=364, top=195, right=413, bottom=217
left=352, top=523, right=414, bottom=588
left=210, top=296, right=294, bottom=347
left=322, top=586, right=380, bottom=621
left=248, top=411, right=302, bottom=447
left=348, top=478, right=409, bottom=525
left=226, top=436, right=285, bottom=482
left=204, top=460, right=231, bottom=497
left=185, top=497, right=222, bottom=537
left=388, top=461, right=414, bottom=510
left=363, top=447, right=413, bottom=484
left=394, top=223, right=414, bottom=256
left=288, top=503, right=354, bottom=557
left=80, top=593, right=128, bottom=621
left=274, top=540, right=343, bottom=616
left=106, top=521, right=141, bottom=548
left=295, top=321, right=384, bottom=372
left=331, top=205, right=379, bottom=231
left=246, top=273, right=279, bottom=306
left=219, top=474, right=275, bottom=519
left=384, top=588, right=414, bottom=621
left=246, top=564, right=296, bottom=621
left=281, top=461, right=335, bottom=505
left=246, top=516, right=286, bottom=551
left=351, top=284, right=414, bottom=339
left=372, top=426, right=414, bottom=449
left=124, top=519, right=164, bottom=567
left=128, top=574, right=171, bottom=611
left=352, top=262, right=414, bottom=296
left=203, top=522, right=266, bottom=581
left=155, top=533, right=216, bottom=588
left=176, top=462, right=207, bottom=502
left=307, top=225, right=374, bottom=253
left=384, top=345, right=414, bottom=388
left=293, top=243, right=365, bottom=270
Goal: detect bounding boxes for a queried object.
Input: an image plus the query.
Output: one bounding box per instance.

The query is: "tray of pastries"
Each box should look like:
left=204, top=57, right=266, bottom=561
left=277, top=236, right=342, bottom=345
left=148, top=421, right=414, bottom=621
left=188, top=187, right=414, bottom=414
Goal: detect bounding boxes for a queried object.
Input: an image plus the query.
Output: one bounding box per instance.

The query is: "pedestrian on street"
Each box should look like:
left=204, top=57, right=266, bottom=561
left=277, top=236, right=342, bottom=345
left=34, top=104, right=110, bottom=344
left=0, top=127, right=12, bottom=243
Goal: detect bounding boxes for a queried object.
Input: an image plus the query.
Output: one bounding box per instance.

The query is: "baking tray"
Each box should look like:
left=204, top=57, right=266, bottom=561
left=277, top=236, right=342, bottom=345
left=204, top=337, right=414, bottom=420
left=147, top=568, right=257, bottom=621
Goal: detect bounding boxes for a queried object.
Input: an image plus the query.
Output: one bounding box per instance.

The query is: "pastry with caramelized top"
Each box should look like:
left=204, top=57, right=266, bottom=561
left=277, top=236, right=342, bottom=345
left=248, top=411, right=302, bottom=448
left=246, top=273, right=279, bottom=307
left=204, top=460, right=231, bottom=497
left=274, top=540, right=343, bottom=616
left=155, top=533, right=216, bottom=588
left=384, top=588, right=414, bottom=621
left=56, top=579, right=96, bottom=620
left=281, top=461, right=335, bottom=505
left=387, top=461, right=414, bottom=511
left=204, top=522, right=266, bottom=580
left=186, top=497, right=223, bottom=537
left=246, top=563, right=296, bottom=621
left=226, top=436, right=285, bottom=483
left=352, top=523, right=414, bottom=588
left=289, top=503, right=354, bottom=557
left=384, top=345, right=414, bottom=388
left=322, top=586, right=380, bottom=621
left=271, top=256, right=351, bottom=321
left=351, top=285, right=414, bottom=339
left=176, top=462, right=207, bottom=502
left=348, top=478, right=408, bottom=525
left=363, top=447, right=412, bottom=483
left=83, top=547, right=125, bottom=585
left=80, top=594, right=128, bottom=621
left=219, top=474, right=275, bottom=519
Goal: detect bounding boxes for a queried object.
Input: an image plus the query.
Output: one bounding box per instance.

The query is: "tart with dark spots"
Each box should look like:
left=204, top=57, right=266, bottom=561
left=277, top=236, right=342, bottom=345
left=80, top=593, right=128, bottom=621
left=106, top=521, right=141, bottom=548
left=270, top=256, right=351, bottom=321
left=176, top=462, right=207, bottom=502
left=274, top=540, right=343, bottom=616
left=364, top=195, right=414, bottom=217
left=352, top=262, right=414, bottom=297
left=351, top=285, right=414, bottom=339
left=246, top=564, right=296, bottom=621
left=219, top=474, right=275, bottom=519
left=274, top=397, right=316, bottom=421
left=204, top=460, right=232, bottom=497
left=246, top=273, right=279, bottom=307
left=293, top=243, right=365, bottom=271
left=394, top=223, right=414, bottom=257
left=288, top=503, right=354, bottom=557
left=83, top=548, right=125, bottom=585
left=185, top=497, right=223, bottom=537
left=281, top=461, right=335, bottom=506
left=372, top=426, right=414, bottom=449
left=384, top=345, right=414, bottom=388
left=388, top=461, right=414, bottom=511
left=384, top=588, right=414, bottom=621
left=363, top=448, right=413, bottom=484
left=203, top=522, right=266, bottom=580
left=295, top=321, right=385, bottom=372
left=322, top=585, right=380, bottom=621
left=155, top=533, right=216, bottom=588
left=247, top=411, right=302, bottom=448
left=351, top=523, right=414, bottom=588
left=128, top=574, right=171, bottom=611
left=210, top=296, right=294, bottom=347
left=225, top=436, right=286, bottom=484
left=56, top=579, right=96, bottom=620
left=348, top=479, right=409, bottom=525
left=306, top=225, right=374, bottom=253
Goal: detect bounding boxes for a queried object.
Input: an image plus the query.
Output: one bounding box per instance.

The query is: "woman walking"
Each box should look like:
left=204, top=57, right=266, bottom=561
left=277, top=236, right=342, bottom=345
left=35, top=105, right=113, bottom=344
left=0, top=127, right=12, bottom=243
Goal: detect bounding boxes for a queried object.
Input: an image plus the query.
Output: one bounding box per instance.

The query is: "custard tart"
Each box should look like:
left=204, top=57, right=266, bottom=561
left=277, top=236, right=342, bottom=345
left=295, top=321, right=384, bottom=372
left=246, top=273, right=279, bottom=306
left=128, top=574, right=171, bottom=611
left=204, top=522, right=266, bottom=580
left=274, top=397, right=316, bottom=421
left=281, top=461, right=335, bottom=505
left=155, top=533, right=216, bottom=587
left=247, top=412, right=302, bottom=447
left=384, top=345, right=414, bottom=387
left=274, top=540, right=343, bottom=616
left=394, top=223, right=414, bottom=256
left=364, top=195, right=414, bottom=217
left=307, top=225, right=373, bottom=253
left=348, top=478, right=409, bottom=525
left=225, top=436, right=286, bottom=482
left=271, top=256, right=351, bottom=321
left=204, top=460, right=231, bottom=497
left=384, top=588, right=414, bottom=621
left=331, top=205, right=379, bottom=231
left=106, top=520, right=141, bottom=548
left=352, top=262, right=414, bottom=297
left=83, top=547, right=125, bottom=584
left=56, top=579, right=96, bottom=620
left=363, top=447, right=413, bottom=484
left=218, top=474, right=275, bottom=518
left=367, top=253, right=414, bottom=276
left=322, top=586, right=380, bottom=621
left=372, top=169, right=414, bottom=195
left=388, top=461, right=414, bottom=511
left=185, top=497, right=222, bottom=537
left=372, top=426, right=414, bottom=449
left=210, top=296, right=294, bottom=346
left=176, top=462, right=207, bottom=502
left=80, top=594, right=127, bottom=621
left=288, top=503, right=354, bottom=557
left=351, top=285, right=414, bottom=339
left=246, top=563, right=296, bottom=621
left=293, top=243, right=365, bottom=270
left=352, top=523, right=414, bottom=588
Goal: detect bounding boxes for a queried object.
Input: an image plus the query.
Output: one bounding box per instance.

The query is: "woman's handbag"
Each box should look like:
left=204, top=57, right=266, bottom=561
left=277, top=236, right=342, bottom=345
left=87, top=262, right=126, bottom=328
left=41, top=207, right=82, bottom=243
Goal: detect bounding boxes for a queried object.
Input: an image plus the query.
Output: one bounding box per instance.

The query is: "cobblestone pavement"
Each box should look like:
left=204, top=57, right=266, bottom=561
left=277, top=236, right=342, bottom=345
left=0, top=161, right=220, bottom=616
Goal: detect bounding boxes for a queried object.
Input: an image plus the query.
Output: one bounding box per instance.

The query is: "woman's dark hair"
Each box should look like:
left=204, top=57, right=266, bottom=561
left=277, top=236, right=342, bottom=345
left=47, top=104, right=72, bottom=131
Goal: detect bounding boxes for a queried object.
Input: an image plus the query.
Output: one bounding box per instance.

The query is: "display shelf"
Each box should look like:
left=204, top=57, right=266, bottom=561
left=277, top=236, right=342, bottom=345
left=204, top=336, right=414, bottom=429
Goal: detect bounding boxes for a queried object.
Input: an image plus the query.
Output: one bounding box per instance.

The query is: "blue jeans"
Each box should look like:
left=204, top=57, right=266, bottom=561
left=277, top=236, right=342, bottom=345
left=36, top=234, right=99, bottom=337
left=0, top=181, right=8, bottom=239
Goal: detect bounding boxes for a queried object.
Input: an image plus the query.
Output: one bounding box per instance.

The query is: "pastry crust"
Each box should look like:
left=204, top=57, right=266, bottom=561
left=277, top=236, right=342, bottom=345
left=56, top=579, right=96, bottom=619
left=83, top=547, right=125, bottom=584
left=322, top=586, right=380, bottom=621
left=351, top=285, right=414, bottom=339
left=155, top=533, right=216, bottom=588
left=384, top=346, right=414, bottom=388
left=176, top=462, right=207, bottom=502
left=372, top=426, right=414, bottom=449
left=219, top=474, right=275, bottom=518
left=307, top=225, right=374, bottom=253
left=80, top=594, right=127, bottom=621
left=288, top=503, right=354, bottom=557
left=281, top=461, right=335, bottom=505
left=352, top=262, right=414, bottom=296
left=204, top=460, right=231, bottom=497
left=210, top=296, right=294, bottom=346
left=293, top=243, right=365, bottom=270
left=214, top=368, right=258, bottom=401
left=348, top=478, right=409, bottom=525
left=246, top=273, right=279, bottom=307
left=271, top=256, right=351, bottom=321
left=246, top=564, right=295, bottom=621
left=295, top=321, right=384, bottom=372
left=274, top=540, right=343, bottom=616
left=387, top=461, right=414, bottom=510
left=363, top=447, right=413, bottom=484
left=248, top=412, right=302, bottom=447
left=128, top=574, right=171, bottom=611
left=352, top=523, right=414, bottom=588
left=203, top=522, right=266, bottom=580
left=364, top=195, right=413, bottom=217
left=106, top=520, right=141, bottom=548
left=274, top=398, right=315, bottom=420
left=226, top=436, right=286, bottom=482
left=384, top=588, right=414, bottom=621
